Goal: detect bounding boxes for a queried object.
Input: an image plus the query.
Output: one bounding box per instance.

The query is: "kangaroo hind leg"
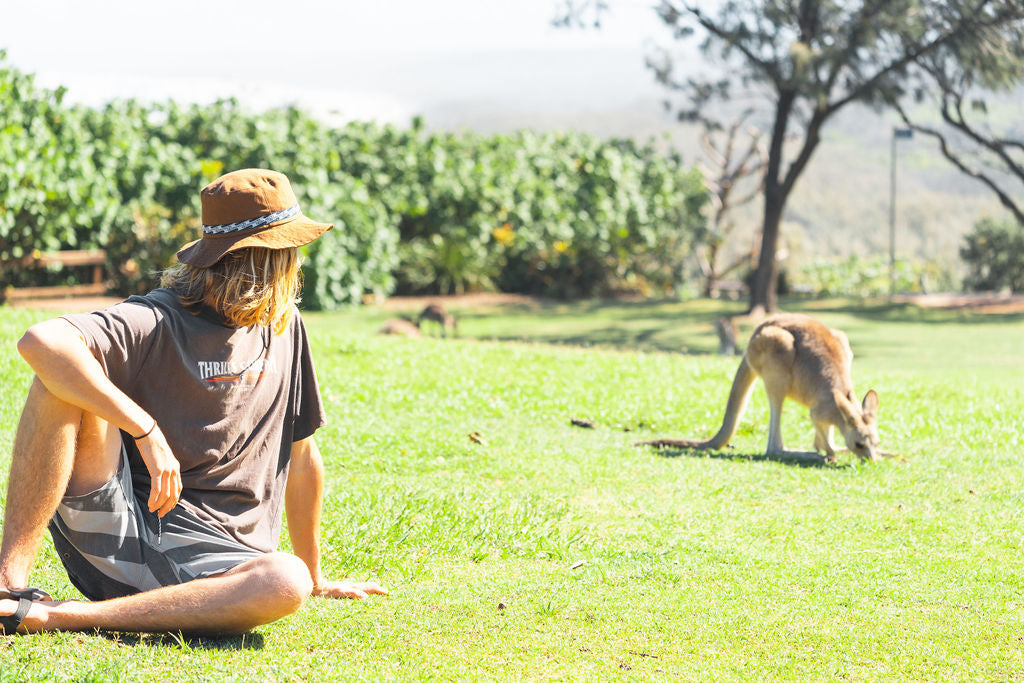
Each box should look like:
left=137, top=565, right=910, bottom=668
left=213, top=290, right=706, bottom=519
left=763, top=379, right=787, bottom=456
left=745, top=323, right=796, bottom=457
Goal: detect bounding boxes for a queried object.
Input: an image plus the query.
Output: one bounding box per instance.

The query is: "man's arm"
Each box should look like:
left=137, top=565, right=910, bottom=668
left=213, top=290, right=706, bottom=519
left=285, top=436, right=387, bottom=599
left=17, top=318, right=181, bottom=517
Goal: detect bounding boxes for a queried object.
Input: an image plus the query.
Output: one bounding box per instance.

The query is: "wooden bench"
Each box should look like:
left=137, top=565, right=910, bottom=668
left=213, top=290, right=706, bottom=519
left=709, top=279, right=749, bottom=301
left=4, top=249, right=108, bottom=301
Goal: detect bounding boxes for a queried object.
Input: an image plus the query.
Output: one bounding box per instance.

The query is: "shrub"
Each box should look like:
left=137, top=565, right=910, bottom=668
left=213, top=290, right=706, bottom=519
left=301, top=176, right=400, bottom=310
left=0, top=57, right=118, bottom=287
left=960, top=216, right=1024, bottom=293
left=1, top=55, right=709, bottom=306
left=792, top=254, right=958, bottom=298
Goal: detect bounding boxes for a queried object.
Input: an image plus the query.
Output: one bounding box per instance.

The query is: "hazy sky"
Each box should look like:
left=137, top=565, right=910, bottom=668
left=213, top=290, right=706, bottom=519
left=1, top=0, right=683, bottom=123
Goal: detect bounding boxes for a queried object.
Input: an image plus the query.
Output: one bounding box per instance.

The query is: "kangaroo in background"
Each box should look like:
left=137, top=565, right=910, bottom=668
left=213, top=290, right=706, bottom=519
left=715, top=316, right=740, bottom=356
left=378, top=318, right=422, bottom=338
left=417, top=303, right=458, bottom=338
left=637, top=313, right=882, bottom=462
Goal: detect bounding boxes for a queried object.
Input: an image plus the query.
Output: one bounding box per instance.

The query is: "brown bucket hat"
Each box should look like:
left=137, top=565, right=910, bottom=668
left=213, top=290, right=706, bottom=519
left=176, top=168, right=333, bottom=267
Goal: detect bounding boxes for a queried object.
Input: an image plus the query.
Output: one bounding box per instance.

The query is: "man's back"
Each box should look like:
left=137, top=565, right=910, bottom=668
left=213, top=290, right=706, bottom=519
left=62, top=288, right=324, bottom=552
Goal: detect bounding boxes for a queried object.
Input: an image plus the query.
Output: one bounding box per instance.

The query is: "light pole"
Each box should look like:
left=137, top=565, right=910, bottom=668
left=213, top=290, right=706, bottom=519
left=889, top=126, right=914, bottom=296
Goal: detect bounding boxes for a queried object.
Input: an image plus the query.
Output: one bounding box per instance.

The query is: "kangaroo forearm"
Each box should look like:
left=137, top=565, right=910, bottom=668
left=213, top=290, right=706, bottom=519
left=17, top=320, right=152, bottom=437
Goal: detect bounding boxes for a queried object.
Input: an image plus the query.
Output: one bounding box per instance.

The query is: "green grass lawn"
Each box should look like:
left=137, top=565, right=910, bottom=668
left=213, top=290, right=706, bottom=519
left=1, top=297, right=1023, bottom=681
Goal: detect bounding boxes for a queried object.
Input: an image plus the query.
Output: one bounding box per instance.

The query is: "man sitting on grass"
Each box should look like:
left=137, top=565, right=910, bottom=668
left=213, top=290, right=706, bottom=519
left=0, top=169, right=386, bottom=636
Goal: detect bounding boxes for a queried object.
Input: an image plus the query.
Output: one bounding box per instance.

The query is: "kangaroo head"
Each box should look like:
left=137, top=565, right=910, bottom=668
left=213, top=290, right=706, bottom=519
left=834, top=389, right=880, bottom=462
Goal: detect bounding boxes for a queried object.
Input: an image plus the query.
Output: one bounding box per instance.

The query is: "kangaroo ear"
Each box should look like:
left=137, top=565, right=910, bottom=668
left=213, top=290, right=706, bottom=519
left=833, top=391, right=857, bottom=427
left=861, top=390, right=879, bottom=421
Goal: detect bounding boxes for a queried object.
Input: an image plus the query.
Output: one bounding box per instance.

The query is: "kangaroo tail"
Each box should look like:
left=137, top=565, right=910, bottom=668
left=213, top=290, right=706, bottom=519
left=636, top=357, right=758, bottom=450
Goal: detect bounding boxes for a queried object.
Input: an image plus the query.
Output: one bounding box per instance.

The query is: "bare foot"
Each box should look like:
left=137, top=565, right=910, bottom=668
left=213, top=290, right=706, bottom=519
left=0, top=597, right=53, bottom=634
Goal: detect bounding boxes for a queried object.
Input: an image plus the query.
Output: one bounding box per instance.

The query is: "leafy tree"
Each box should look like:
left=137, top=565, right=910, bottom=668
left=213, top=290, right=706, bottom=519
left=895, top=1, right=1024, bottom=226
left=560, top=1, right=1024, bottom=312
left=653, top=0, right=1024, bottom=313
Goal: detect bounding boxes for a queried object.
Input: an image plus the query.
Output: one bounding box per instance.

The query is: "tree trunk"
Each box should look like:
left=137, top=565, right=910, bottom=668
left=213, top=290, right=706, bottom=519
left=748, top=88, right=795, bottom=316
left=748, top=190, right=783, bottom=315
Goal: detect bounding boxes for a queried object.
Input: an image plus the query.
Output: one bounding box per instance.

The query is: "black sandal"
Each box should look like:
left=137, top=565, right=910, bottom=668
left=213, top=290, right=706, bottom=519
left=0, top=587, right=50, bottom=635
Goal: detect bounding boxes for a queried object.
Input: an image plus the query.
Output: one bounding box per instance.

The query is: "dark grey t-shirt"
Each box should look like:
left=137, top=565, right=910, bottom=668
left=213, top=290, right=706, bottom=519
left=62, top=288, right=326, bottom=553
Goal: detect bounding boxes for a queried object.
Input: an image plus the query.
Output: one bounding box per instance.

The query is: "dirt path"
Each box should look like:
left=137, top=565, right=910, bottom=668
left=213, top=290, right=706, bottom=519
left=7, top=291, right=1024, bottom=315
left=381, top=292, right=1024, bottom=314
left=375, top=293, right=540, bottom=310
left=891, top=293, right=1024, bottom=314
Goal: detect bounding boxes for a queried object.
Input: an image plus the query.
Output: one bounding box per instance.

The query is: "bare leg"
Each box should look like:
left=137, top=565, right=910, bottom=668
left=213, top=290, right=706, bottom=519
left=0, top=379, right=311, bottom=635
left=764, top=393, right=786, bottom=455
left=1, top=552, right=312, bottom=635
left=0, top=378, right=120, bottom=589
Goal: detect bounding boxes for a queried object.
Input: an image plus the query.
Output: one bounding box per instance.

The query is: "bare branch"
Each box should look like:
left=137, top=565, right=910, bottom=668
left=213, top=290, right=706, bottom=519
left=780, top=106, right=826, bottom=197
left=944, top=94, right=1024, bottom=179
left=896, top=102, right=1024, bottom=225
left=551, top=0, right=609, bottom=29
left=700, top=128, right=727, bottom=167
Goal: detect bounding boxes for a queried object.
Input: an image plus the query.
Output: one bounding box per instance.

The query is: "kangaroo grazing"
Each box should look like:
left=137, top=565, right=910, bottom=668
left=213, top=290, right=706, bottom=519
left=378, top=318, right=421, bottom=338
left=417, top=303, right=458, bottom=338
left=637, top=313, right=882, bottom=462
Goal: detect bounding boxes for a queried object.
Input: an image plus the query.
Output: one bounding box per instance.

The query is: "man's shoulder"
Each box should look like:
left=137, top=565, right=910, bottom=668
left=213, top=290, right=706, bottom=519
left=101, top=288, right=185, bottom=328
left=61, top=288, right=176, bottom=331
left=126, top=288, right=181, bottom=311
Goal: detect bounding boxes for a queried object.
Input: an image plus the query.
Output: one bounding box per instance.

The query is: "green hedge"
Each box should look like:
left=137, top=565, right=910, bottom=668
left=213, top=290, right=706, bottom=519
left=0, top=55, right=709, bottom=306
left=961, top=216, right=1024, bottom=293
left=791, top=254, right=958, bottom=298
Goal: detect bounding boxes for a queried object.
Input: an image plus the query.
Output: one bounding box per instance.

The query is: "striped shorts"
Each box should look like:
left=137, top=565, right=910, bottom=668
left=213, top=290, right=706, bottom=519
left=48, top=443, right=263, bottom=601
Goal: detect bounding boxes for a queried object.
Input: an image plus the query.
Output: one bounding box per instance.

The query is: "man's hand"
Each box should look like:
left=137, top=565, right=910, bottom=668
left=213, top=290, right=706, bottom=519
left=135, top=424, right=182, bottom=517
left=313, top=580, right=389, bottom=600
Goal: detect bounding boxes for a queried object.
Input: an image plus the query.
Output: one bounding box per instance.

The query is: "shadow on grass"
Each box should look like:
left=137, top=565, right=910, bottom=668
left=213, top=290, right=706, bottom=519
left=639, top=444, right=852, bottom=470
left=428, top=296, right=1024, bottom=355
left=792, top=298, right=1024, bottom=325
left=480, top=329, right=715, bottom=356
left=459, top=297, right=744, bottom=322
left=455, top=300, right=731, bottom=354
left=95, top=629, right=265, bottom=650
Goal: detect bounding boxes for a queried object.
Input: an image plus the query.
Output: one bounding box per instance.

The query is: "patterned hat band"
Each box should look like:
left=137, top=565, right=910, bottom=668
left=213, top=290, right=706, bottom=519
left=202, top=204, right=301, bottom=235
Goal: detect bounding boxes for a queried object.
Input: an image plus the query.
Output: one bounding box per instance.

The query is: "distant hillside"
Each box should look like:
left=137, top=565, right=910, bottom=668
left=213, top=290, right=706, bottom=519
left=422, top=94, right=1016, bottom=275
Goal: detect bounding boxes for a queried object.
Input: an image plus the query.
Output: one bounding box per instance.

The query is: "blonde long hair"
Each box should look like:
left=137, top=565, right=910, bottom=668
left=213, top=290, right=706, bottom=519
left=161, top=247, right=302, bottom=334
